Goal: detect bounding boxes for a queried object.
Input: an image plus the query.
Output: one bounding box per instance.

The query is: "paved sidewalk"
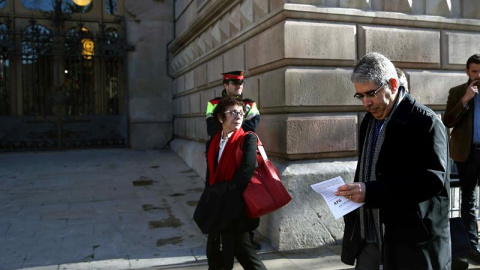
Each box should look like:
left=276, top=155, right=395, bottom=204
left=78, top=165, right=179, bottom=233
left=4, top=148, right=471, bottom=270
left=1, top=149, right=208, bottom=270
left=0, top=148, right=351, bottom=270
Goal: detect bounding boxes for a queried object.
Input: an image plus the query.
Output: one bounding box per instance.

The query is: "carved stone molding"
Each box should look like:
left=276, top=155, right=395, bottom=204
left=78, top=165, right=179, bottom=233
left=426, top=0, right=452, bottom=17
left=339, top=0, right=371, bottom=9
left=385, top=0, right=413, bottom=13
left=463, top=0, right=480, bottom=19
left=170, top=0, right=480, bottom=76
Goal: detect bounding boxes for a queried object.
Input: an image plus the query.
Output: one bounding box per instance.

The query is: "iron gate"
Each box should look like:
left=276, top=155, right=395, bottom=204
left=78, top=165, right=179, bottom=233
left=0, top=14, right=128, bottom=151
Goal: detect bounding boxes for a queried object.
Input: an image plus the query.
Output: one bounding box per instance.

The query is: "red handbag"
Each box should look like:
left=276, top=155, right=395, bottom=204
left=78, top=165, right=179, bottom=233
left=237, top=132, right=292, bottom=218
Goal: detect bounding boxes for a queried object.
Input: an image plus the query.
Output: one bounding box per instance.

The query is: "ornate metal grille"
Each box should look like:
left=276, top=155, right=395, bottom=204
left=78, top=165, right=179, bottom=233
left=0, top=10, right=128, bottom=150
left=64, top=26, right=95, bottom=116
left=0, top=22, right=10, bottom=116
left=21, top=23, right=54, bottom=116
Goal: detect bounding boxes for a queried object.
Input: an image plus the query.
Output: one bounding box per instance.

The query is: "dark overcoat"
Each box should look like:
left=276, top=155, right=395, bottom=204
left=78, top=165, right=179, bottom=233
left=341, top=93, right=451, bottom=270
left=443, top=81, right=475, bottom=162
left=194, top=133, right=259, bottom=234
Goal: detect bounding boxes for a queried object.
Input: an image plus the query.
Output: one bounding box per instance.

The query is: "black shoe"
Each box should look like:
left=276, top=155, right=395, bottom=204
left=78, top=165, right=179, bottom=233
left=468, top=248, right=480, bottom=265
left=252, top=240, right=261, bottom=250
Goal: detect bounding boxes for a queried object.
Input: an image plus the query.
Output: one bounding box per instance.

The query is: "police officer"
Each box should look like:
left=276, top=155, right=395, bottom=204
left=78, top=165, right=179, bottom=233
left=206, top=70, right=260, bottom=138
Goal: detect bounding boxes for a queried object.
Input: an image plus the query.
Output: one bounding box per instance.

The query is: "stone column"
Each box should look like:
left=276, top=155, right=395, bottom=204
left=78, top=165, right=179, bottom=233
left=125, top=0, right=174, bottom=149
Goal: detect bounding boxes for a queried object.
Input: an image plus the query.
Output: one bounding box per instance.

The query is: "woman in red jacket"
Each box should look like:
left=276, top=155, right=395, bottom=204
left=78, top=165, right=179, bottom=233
left=198, top=96, right=266, bottom=270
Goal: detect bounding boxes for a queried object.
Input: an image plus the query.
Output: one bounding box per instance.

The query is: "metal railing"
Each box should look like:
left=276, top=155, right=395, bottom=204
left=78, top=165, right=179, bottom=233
left=448, top=160, right=480, bottom=220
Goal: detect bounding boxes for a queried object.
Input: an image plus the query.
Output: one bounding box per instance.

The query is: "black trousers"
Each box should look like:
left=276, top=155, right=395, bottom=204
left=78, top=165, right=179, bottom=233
left=206, top=231, right=266, bottom=270
left=355, top=242, right=380, bottom=270
left=457, top=146, right=480, bottom=249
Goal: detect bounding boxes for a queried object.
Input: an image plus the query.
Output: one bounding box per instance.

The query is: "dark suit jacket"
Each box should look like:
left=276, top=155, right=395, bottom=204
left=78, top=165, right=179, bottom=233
left=341, top=94, right=450, bottom=270
left=443, top=82, right=474, bottom=162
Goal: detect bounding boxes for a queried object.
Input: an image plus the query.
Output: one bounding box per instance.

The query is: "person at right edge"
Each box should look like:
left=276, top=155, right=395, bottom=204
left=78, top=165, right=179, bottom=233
left=336, top=52, right=451, bottom=270
left=443, top=54, right=480, bottom=265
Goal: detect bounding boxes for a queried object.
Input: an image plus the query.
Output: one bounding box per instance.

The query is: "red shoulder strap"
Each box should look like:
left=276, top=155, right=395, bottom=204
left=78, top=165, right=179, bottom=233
left=244, top=131, right=261, bottom=146
left=236, top=132, right=269, bottom=167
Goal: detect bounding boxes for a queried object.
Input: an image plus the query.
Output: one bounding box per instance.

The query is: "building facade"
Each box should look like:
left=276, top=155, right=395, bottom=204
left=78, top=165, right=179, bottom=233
left=0, top=0, right=174, bottom=151
left=169, top=0, right=480, bottom=250
left=2, top=0, right=480, bottom=252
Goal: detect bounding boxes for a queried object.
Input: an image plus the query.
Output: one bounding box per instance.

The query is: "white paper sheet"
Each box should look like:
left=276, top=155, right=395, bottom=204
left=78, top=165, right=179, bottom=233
left=310, top=176, right=364, bottom=219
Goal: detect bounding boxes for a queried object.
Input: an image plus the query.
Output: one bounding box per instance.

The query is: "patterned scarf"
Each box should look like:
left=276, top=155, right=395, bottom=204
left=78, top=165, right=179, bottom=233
left=358, top=88, right=406, bottom=249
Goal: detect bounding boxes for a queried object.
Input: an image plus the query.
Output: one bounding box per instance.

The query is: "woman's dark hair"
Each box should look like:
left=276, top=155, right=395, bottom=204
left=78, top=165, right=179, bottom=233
left=212, top=97, right=246, bottom=130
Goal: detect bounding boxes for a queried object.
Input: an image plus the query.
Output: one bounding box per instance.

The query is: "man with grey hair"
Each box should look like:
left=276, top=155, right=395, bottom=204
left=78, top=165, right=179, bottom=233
left=336, top=52, right=450, bottom=269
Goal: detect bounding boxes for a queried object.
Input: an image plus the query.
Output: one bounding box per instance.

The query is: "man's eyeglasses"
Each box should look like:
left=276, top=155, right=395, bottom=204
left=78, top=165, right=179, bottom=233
left=353, top=84, right=385, bottom=100
left=224, top=110, right=245, bottom=118
left=229, top=80, right=244, bottom=86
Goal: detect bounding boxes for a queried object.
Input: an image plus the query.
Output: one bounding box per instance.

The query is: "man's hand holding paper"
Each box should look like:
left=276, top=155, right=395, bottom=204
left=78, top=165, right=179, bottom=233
left=335, top=182, right=366, bottom=203
left=310, top=176, right=364, bottom=219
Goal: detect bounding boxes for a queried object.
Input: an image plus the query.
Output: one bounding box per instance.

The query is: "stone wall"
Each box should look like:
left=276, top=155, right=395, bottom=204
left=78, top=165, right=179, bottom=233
left=169, top=0, right=480, bottom=250
left=125, top=0, right=174, bottom=149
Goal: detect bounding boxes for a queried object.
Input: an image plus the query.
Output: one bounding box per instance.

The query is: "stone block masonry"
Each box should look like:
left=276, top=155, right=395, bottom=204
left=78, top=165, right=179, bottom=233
left=169, top=0, right=480, bottom=250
